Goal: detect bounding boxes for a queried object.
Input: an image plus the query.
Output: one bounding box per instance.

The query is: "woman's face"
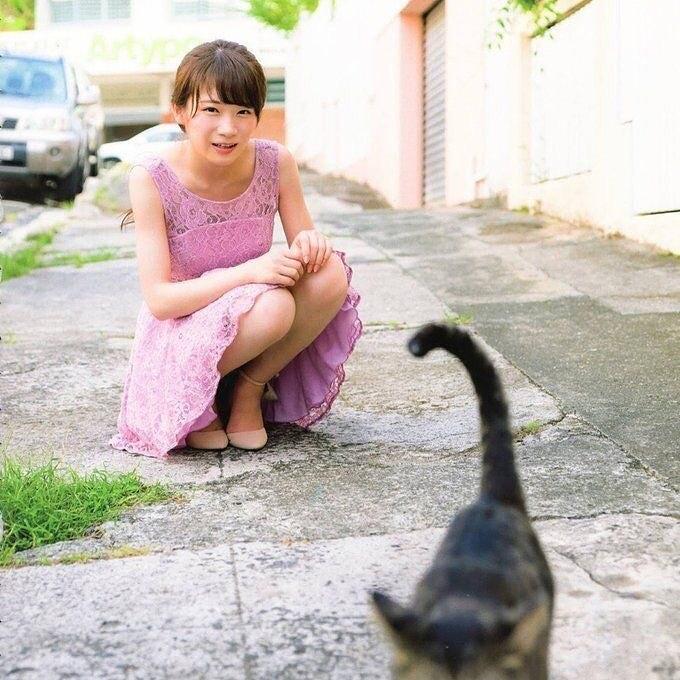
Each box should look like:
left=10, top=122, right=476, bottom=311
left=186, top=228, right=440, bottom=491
left=174, top=87, right=259, bottom=163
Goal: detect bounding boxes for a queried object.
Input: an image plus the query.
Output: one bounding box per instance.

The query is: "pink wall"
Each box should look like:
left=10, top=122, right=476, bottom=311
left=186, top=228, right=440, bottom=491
left=286, top=0, right=439, bottom=209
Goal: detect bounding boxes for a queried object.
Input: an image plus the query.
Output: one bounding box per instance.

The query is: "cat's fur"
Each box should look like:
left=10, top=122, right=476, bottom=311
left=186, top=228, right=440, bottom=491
left=370, top=323, right=554, bottom=680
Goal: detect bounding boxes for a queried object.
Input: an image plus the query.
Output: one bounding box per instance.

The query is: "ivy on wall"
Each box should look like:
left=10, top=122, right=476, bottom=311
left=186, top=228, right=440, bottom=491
left=492, top=0, right=561, bottom=44
left=0, top=0, right=35, bottom=31
left=247, top=0, right=563, bottom=40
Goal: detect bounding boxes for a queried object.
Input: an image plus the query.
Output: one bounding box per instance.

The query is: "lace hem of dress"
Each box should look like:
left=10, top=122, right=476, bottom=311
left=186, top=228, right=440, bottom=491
left=291, top=250, right=362, bottom=429
left=110, top=282, right=278, bottom=459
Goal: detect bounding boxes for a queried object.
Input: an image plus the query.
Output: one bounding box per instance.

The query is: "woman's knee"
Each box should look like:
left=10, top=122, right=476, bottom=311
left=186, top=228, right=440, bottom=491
left=251, top=287, right=296, bottom=336
left=304, top=254, right=348, bottom=303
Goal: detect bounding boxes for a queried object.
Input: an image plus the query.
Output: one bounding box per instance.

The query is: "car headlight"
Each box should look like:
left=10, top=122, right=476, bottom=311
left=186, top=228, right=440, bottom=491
left=17, top=114, right=72, bottom=132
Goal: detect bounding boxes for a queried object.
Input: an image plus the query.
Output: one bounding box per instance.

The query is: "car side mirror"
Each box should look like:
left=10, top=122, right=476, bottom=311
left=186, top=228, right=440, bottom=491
left=77, top=85, right=100, bottom=106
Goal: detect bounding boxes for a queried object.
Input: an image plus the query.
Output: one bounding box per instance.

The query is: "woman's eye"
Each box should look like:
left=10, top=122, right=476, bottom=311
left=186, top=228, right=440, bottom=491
left=203, top=107, right=218, bottom=113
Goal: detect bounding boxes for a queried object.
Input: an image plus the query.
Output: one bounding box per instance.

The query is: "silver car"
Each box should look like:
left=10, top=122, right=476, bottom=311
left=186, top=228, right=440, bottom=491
left=0, top=49, right=104, bottom=202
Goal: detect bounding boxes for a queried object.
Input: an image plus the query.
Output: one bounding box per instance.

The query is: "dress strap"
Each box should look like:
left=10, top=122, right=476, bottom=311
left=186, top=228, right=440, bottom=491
left=252, top=139, right=280, bottom=209
left=128, top=155, right=175, bottom=205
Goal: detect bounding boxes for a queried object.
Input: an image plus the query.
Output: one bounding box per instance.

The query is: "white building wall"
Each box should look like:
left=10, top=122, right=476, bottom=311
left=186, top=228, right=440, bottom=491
left=285, top=0, right=679, bottom=252
left=507, top=0, right=680, bottom=252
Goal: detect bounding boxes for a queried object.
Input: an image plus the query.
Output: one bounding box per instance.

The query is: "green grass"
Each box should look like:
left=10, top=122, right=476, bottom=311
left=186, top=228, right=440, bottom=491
left=1, top=225, right=126, bottom=281
left=39, top=248, right=123, bottom=268
left=443, top=310, right=474, bottom=326
left=0, top=229, right=57, bottom=281
left=516, top=420, right=543, bottom=438
left=30, top=545, right=151, bottom=567
left=0, top=456, right=176, bottom=567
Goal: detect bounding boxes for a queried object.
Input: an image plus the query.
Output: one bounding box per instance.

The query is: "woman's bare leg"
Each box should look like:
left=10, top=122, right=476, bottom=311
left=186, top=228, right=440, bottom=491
left=192, top=288, right=296, bottom=433
left=225, top=254, right=349, bottom=434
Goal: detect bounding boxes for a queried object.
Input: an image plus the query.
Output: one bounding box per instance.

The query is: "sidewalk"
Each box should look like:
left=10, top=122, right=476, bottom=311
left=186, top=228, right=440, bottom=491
left=0, top=169, right=678, bottom=679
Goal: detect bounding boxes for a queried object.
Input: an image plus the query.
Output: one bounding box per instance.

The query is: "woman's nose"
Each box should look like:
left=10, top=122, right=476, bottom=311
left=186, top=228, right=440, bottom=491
left=217, top=117, right=237, bottom=136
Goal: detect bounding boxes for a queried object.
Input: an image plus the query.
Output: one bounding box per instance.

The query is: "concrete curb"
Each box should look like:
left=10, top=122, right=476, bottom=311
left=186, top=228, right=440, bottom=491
left=0, top=200, right=104, bottom=255
left=0, top=208, right=66, bottom=255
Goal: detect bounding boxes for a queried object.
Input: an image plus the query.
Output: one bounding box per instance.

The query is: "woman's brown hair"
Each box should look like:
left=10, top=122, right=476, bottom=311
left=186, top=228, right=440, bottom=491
left=119, top=40, right=267, bottom=230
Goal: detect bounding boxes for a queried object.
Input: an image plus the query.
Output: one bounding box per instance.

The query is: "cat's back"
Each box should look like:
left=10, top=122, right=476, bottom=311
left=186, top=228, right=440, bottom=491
left=426, top=500, right=553, bottom=598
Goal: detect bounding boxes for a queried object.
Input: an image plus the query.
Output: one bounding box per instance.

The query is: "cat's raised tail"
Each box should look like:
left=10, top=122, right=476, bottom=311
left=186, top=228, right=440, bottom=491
left=408, top=323, right=526, bottom=513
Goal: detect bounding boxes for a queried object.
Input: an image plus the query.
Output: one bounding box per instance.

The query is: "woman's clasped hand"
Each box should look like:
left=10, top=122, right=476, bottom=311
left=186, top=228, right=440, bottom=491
left=244, top=229, right=334, bottom=287
left=290, top=229, right=334, bottom=274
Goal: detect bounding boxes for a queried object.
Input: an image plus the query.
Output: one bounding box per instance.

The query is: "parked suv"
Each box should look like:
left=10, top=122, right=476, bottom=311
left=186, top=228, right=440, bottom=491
left=0, top=49, right=104, bottom=201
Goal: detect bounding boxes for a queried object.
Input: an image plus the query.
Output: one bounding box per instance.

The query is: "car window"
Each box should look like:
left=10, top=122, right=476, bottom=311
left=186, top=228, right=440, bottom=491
left=0, top=56, right=67, bottom=103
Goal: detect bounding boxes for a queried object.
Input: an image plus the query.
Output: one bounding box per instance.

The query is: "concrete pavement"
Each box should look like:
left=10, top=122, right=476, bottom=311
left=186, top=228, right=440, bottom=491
left=0, top=169, right=678, bottom=679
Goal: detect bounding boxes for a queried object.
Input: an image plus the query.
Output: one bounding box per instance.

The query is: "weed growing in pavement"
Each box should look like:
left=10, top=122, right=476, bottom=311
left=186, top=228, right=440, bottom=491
left=0, top=454, right=177, bottom=567
left=40, top=248, right=128, bottom=268
left=0, top=229, right=57, bottom=281
left=21, top=545, right=151, bottom=568
left=1, top=227, right=128, bottom=281
left=443, top=310, right=474, bottom=326
left=516, top=420, right=543, bottom=438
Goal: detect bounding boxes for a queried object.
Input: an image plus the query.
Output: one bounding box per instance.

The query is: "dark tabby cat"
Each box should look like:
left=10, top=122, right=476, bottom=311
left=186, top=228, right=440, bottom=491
left=371, top=323, right=554, bottom=680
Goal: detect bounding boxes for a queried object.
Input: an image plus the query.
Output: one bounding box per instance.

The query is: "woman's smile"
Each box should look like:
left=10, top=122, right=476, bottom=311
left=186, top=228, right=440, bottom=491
left=211, top=141, right=238, bottom=155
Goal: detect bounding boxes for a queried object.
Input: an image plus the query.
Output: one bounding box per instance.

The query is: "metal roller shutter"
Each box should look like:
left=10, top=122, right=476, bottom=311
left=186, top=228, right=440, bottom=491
left=423, top=0, right=446, bottom=206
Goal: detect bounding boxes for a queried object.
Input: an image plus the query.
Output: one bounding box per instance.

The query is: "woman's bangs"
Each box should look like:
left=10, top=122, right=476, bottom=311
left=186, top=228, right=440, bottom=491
left=204, top=61, right=258, bottom=110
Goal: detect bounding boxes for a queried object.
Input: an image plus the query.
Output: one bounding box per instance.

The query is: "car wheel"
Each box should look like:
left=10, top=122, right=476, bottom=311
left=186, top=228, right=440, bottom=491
left=53, top=160, right=83, bottom=202
left=77, top=156, right=89, bottom=194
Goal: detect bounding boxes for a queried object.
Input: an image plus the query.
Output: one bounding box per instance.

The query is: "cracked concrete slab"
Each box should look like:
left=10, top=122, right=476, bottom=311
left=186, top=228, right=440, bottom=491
left=1, top=515, right=676, bottom=679
left=13, top=416, right=677, bottom=567
left=539, top=514, right=680, bottom=680
left=326, top=207, right=680, bottom=487
left=0, top=547, right=245, bottom=679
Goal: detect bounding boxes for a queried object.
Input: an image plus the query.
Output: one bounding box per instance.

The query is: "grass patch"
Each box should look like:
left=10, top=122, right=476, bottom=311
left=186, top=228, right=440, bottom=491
left=443, top=310, right=474, bottom=326
left=516, top=420, right=543, bottom=438
left=1, top=331, right=17, bottom=345
left=39, top=248, right=123, bottom=269
left=363, top=320, right=410, bottom=330
left=22, top=545, right=152, bottom=568
left=0, top=225, right=126, bottom=280
left=0, top=456, right=176, bottom=567
left=0, top=229, right=58, bottom=281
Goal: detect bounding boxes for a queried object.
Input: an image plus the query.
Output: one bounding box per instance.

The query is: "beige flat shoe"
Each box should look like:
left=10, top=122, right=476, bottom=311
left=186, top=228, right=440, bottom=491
left=226, top=369, right=269, bottom=451
left=227, top=428, right=268, bottom=451
left=186, top=428, right=229, bottom=451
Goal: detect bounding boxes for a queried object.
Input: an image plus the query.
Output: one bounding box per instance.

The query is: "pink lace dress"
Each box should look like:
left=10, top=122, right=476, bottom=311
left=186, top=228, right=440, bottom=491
left=109, top=138, right=362, bottom=459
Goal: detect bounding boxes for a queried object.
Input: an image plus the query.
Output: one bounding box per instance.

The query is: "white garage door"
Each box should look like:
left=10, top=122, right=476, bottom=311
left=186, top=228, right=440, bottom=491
left=423, top=0, right=446, bottom=206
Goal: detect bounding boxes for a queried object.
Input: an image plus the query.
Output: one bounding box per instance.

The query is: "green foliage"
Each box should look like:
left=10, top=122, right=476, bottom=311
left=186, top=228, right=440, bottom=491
left=246, top=0, right=332, bottom=34
left=0, top=229, right=57, bottom=282
left=0, top=0, right=35, bottom=31
left=40, top=248, right=124, bottom=268
left=489, top=0, right=561, bottom=48
left=516, top=419, right=543, bottom=438
left=0, top=455, right=175, bottom=566
left=443, top=310, right=474, bottom=326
